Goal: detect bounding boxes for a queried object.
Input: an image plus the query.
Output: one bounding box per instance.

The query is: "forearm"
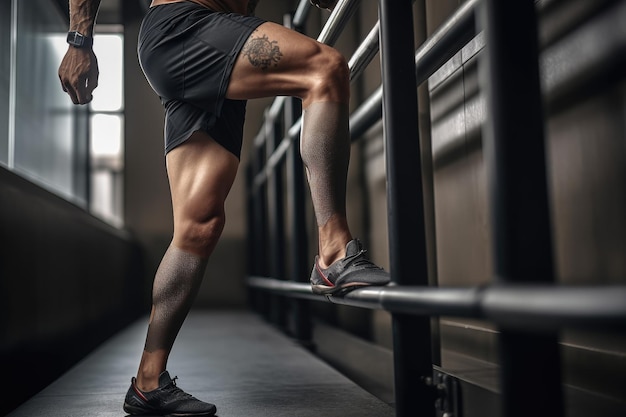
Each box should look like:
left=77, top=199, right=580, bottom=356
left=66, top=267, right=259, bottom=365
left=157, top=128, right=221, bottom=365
left=59, top=0, right=101, bottom=104
left=68, top=0, right=101, bottom=36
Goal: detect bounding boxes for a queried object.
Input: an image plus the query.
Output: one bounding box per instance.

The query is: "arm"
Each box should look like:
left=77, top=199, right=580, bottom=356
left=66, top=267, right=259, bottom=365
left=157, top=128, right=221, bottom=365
left=58, top=0, right=101, bottom=104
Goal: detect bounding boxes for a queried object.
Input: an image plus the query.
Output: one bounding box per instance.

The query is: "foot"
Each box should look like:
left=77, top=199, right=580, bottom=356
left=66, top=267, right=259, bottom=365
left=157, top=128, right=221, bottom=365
left=123, top=371, right=216, bottom=416
left=310, top=239, right=390, bottom=296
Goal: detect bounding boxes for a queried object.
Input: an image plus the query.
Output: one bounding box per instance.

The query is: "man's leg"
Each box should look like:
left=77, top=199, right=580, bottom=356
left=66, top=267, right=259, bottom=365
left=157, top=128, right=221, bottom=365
left=227, top=22, right=352, bottom=265
left=135, top=131, right=239, bottom=391
left=227, top=22, right=389, bottom=293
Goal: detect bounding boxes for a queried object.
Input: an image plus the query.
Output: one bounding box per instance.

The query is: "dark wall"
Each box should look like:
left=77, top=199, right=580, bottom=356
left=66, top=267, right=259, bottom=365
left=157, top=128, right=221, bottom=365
left=0, top=168, right=144, bottom=415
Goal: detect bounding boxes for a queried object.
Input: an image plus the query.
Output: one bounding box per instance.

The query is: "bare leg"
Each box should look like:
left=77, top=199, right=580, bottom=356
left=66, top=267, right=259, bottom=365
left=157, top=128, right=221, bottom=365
left=135, top=132, right=239, bottom=391
left=227, top=22, right=353, bottom=266
left=300, top=101, right=353, bottom=267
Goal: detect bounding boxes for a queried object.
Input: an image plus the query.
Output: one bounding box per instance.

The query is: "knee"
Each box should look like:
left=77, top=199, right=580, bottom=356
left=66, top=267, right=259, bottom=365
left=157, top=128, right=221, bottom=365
left=307, top=47, right=350, bottom=104
left=175, top=212, right=226, bottom=258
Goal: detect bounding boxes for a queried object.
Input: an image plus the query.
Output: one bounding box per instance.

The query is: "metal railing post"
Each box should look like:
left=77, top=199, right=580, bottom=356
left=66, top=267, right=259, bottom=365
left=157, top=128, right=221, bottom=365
left=265, top=111, right=287, bottom=329
left=478, top=1, right=564, bottom=416
left=251, top=130, right=270, bottom=319
left=284, top=12, right=311, bottom=346
left=378, top=1, right=435, bottom=416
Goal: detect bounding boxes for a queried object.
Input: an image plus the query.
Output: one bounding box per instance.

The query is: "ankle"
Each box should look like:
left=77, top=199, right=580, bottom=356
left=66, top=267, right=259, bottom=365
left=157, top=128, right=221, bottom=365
left=318, top=237, right=353, bottom=268
left=136, top=348, right=169, bottom=391
left=136, top=365, right=165, bottom=392
left=317, top=215, right=353, bottom=266
left=136, top=373, right=160, bottom=392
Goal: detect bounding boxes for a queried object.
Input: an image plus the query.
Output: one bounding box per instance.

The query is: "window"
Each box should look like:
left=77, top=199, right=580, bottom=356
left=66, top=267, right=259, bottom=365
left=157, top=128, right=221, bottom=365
left=10, top=0, right=87, bottom=202
left=1, top=0, right=125, bottom=228
left=90, top=32, right=125, bottom=227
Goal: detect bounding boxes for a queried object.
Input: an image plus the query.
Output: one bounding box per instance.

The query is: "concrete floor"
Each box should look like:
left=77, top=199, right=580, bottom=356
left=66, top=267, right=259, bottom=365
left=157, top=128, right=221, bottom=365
left=8, top=310, right=395, bottom=417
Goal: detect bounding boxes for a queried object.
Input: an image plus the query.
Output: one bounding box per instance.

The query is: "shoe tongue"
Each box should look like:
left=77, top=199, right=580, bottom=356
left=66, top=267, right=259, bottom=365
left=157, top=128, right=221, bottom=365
left=158, top=371, right=173, bottom=387
left=345, top=239, right=362, bottom=256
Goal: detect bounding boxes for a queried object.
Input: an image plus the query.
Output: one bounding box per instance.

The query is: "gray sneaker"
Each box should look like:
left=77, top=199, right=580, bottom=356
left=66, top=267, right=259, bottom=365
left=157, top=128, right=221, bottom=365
left=310, top=239, right=390, bottom=296
left=123, top=371, right=216, bottom=416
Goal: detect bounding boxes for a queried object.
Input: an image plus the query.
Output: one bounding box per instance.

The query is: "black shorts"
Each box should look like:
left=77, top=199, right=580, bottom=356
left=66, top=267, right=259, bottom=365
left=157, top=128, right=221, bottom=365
left=137, top=2, right=265, bottom=158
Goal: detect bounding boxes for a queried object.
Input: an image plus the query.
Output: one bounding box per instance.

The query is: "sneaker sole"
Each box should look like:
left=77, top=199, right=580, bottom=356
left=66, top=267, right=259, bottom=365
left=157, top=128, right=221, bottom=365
left=123, top=402, right=216, bottom=417
left=311, top=281, right=374, bottom=296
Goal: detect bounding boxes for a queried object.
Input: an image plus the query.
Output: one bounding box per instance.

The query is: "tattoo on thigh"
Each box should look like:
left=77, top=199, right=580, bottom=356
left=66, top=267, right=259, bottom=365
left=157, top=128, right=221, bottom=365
left=241, top=33, right=283, bottom=70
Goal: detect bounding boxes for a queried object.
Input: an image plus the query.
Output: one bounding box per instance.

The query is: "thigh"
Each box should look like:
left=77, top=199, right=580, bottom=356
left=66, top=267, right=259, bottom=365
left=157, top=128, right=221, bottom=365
left=139, top=3, right=264, bottom=112
left=226, top=21, right=346, bottom=104
left=166, top=131, right=239, bottom=230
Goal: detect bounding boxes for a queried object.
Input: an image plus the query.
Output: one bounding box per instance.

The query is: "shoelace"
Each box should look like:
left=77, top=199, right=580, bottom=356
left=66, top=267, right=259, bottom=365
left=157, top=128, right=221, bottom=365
left=163, top=376, right=196, bottom=400
left=347, top=250, right=383, bottom=270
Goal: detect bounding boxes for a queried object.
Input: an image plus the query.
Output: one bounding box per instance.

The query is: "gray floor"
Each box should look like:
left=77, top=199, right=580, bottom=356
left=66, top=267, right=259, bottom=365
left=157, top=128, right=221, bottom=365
left=8, top=310, right=394, bottom=417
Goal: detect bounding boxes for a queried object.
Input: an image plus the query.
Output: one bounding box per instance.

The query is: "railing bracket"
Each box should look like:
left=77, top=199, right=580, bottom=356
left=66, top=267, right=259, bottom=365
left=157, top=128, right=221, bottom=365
left=424, top=371, right=463, bottom=417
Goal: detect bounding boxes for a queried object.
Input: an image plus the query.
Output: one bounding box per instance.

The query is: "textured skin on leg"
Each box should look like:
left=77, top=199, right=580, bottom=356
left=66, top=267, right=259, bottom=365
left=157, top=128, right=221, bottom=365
left=300, top=101, right=351, bottom=226
left=144, top=245, right=208, bottom=352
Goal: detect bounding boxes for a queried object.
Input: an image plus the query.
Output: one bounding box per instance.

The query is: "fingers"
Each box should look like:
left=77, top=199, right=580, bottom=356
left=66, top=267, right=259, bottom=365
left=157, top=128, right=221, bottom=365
left=58, top=50, right=98, bottom=105
left=59, top=76, right=92, bottom=104
left=59, top=73, right=79, bottom=104
left=77, top=75, right=97, bottom=104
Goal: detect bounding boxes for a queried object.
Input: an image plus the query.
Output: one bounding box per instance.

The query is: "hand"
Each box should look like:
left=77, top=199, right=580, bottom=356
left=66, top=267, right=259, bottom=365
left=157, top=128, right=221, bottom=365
left=310, top=0, right=338, bottom=11
left=58, top=46, right=99, bottom=105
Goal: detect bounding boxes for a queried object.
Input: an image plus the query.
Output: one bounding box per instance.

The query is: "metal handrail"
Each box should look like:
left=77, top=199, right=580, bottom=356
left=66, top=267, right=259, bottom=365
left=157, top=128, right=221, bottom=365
left=246, top=0, right=626, bottom=332
left=317, top=0, right=361, bottom=45
left=350, top=0, right=477, bottom=139
left=247, top=0, right=626, bottom=327
left=246, top=1, right=626, bottom=416
left=248, top=276, right=626, bottom=330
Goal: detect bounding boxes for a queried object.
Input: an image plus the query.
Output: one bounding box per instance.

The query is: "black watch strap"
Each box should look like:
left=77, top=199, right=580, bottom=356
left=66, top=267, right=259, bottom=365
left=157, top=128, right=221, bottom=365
left=67, top=31, right=93, bottom=48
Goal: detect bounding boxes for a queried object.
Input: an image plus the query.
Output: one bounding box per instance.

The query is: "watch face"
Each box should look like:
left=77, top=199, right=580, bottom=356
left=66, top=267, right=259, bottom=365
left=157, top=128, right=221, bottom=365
left=67, top=32, right=84, bottom=46
left=67, top=31, right=91, bottom=47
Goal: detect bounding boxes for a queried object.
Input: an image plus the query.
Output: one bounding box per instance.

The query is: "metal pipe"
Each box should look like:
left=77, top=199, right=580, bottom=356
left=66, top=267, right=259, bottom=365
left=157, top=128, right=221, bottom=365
left=247, top=276, right=626, bottom=330
left=284, top=9, right=311, bottom=344
left=265, top=114, right=287, bottom=328
left=349, top=21, right=380, bottom=81
left=349, top=86, right=383, bottom=140
left=293, top=0, right=312, bottom=27
left=478, top=0, right=563, bottom=415
left=349, top=0, right=476, bottom=141
left=414, top=0, right=477, bottom=83
left=378, top=1, right=434, bottom=416
left=317, top=0, right=361, bottom=46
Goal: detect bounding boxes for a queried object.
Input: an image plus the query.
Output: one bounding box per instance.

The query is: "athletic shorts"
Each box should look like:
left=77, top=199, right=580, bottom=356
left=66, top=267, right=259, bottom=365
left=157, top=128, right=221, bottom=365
left=137, top=2, right=265, bottom=158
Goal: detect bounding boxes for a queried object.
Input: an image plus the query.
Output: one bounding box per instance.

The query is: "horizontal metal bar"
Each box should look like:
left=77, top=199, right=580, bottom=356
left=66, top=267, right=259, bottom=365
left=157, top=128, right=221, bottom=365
left=252, top=119, right=302, bottom=190
left=482, top=285, right=626, bottom=329
left=253, top=98, right=286, bottom=149
left=247, top=276, right=626, bottom=330
left=247, top=276, right=325, bottom=302
left=348, top=0, right=477, bottom=140
left=293, top=0, right=312, bottom=28
left=317, top=0, right=361, bottom=46
left=415, top=0, right=477, bottom=85
left=349, top=85, right=383, bottom=140
left=349, top=21, right=380, bottom=81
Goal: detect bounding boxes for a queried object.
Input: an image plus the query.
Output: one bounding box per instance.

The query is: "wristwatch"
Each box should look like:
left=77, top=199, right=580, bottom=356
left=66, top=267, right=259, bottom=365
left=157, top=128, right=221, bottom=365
left=66, top=31, right=93, bottom=48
